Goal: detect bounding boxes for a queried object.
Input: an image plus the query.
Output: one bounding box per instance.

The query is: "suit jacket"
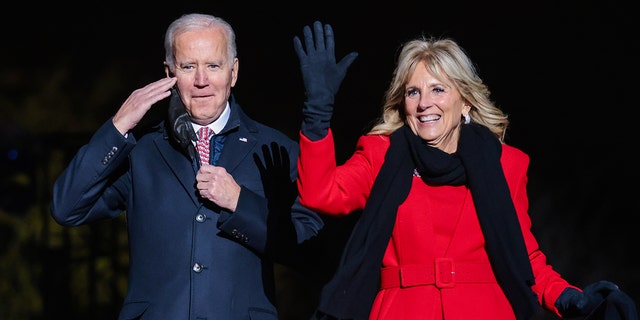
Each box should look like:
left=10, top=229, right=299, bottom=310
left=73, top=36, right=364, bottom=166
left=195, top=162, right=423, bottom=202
left=297, top=129, right=574, bottom=319
left=51, top=99, right=324, bottom=320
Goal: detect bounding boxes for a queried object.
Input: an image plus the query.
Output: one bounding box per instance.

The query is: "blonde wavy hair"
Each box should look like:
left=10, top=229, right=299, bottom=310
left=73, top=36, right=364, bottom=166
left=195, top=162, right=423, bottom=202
left=368, top=37, right=508, bottom=142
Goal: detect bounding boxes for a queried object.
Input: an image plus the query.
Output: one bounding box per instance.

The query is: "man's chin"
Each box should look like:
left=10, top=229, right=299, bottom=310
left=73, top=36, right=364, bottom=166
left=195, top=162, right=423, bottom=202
left=190, top=111, right=221, bottom=125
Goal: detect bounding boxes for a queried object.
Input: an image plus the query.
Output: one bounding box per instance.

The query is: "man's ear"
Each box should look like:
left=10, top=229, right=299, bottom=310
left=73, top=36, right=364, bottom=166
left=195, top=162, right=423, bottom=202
left=164, top=62, right=173, bottom=77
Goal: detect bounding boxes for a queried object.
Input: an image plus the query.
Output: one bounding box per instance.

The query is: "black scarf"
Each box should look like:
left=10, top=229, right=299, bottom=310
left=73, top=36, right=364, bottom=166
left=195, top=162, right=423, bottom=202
left=314, top=123, right=538, bottom=320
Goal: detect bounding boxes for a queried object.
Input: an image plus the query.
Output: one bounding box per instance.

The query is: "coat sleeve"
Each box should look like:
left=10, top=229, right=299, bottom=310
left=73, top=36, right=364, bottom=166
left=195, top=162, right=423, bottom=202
left=501, top=144, right=578, bottom=317
left=51, top=119, right=135, bottom=226
left=216, top=128, right=325, bottom=263
left=297, top=129, right=389, bottom=216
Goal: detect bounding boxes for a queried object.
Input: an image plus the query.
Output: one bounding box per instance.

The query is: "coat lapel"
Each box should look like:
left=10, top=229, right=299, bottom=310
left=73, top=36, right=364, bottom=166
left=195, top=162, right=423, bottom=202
left=150, top=97, right=259, bottom=206
left=215, top=99, right=258, bottom=174
left=153, top=133, right=200, bottom=206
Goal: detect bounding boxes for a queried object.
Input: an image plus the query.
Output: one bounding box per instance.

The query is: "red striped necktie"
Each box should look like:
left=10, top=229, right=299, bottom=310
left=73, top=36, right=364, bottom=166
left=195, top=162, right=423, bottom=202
left=196, top=127, right=212, bottom=166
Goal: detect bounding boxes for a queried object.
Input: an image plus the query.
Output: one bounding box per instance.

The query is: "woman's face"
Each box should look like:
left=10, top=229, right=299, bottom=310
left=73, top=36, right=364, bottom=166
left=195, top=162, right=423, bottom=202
left=404, top=61, right=470, bottom=153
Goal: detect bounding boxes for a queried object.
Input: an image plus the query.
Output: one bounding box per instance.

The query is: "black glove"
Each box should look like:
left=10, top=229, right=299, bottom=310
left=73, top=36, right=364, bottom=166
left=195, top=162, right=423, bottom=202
left=293, top=21, right=358, bottom=141
left=167, top=87, right=197, bottom=161
left=555, top=281, right=638, bottom=320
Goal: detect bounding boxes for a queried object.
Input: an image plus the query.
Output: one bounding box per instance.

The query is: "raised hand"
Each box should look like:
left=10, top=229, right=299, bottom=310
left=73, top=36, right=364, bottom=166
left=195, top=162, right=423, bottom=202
left=112, top=77, right=177, bottom=135
left=293, top=21, right=358, bottom=140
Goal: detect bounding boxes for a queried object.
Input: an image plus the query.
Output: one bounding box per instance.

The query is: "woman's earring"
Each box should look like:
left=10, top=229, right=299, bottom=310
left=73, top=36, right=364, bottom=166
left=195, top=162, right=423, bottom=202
left=463, top=113, right=471, bottom=124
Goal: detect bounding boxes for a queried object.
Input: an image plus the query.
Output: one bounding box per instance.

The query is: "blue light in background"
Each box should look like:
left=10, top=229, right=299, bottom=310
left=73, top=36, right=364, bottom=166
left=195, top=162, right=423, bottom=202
left=7, top=149, right=18, bottom=161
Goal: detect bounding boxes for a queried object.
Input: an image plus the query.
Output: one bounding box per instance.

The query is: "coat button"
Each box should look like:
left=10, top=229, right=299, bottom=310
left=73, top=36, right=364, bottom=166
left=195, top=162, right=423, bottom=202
left=193, top=263, right=202, bottom=273
left=195, top=213, right=206, bottom=222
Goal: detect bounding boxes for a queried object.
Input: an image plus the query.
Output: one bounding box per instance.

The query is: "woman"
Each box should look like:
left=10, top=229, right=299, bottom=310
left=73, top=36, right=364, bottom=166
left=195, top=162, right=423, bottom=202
left=293, top=21, right=637, bottom=320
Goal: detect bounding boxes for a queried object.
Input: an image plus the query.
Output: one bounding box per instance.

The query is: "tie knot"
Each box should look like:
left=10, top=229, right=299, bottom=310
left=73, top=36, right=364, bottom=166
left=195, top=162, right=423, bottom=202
left=197, top=127, right=212, bottom=141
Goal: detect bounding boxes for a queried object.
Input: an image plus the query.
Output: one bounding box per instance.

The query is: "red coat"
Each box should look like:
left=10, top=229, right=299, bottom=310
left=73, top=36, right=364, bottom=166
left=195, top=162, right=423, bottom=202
left=297, top=129, right=576, bottom=319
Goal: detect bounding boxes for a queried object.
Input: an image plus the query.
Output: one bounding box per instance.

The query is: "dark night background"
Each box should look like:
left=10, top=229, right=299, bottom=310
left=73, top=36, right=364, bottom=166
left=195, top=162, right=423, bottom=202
left=1, top=0, right=638, bottom=319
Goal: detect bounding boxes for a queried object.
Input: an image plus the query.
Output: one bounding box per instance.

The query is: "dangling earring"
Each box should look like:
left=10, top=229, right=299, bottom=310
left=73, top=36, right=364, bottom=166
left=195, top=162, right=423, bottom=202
left=463, top=113, right=471, bottom=124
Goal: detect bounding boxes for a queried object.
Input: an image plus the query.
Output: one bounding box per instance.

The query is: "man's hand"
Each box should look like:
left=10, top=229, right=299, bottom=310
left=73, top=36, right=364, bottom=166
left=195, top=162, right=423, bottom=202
left=196, top=164, right=241, bottom=212
left=112, top=77, right=177, bottom=135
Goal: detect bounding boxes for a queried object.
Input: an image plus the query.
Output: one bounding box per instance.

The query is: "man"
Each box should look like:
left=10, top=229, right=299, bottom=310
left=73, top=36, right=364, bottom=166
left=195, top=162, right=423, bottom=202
left=51, top=13, right=323, bottom=319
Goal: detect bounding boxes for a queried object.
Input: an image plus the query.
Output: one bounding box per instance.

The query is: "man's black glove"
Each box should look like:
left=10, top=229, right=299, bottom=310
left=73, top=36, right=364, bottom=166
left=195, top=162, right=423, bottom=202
left=555, top=281, right=638, bottom=319
left=293, top=21, right=358, bottom=141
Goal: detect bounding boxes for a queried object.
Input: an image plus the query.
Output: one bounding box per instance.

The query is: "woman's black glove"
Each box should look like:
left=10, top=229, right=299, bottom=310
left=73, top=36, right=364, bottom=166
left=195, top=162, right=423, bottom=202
left=555, top=281, right=638, bottom=319
left=293, top=21, right=358, bottom=141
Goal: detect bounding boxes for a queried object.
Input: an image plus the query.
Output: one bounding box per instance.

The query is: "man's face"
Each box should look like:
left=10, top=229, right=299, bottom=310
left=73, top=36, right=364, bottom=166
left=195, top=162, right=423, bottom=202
left=172, top=27, right=238, bottom=126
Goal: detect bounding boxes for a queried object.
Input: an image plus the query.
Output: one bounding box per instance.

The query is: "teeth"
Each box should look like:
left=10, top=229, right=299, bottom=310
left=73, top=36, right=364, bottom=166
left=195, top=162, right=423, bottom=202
left=419, top=115, right=440, bottom=122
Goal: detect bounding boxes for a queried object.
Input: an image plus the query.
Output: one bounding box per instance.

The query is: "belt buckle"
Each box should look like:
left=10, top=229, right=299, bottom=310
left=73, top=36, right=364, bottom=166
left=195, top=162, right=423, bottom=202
left=435, top=258, right=455, bottom=288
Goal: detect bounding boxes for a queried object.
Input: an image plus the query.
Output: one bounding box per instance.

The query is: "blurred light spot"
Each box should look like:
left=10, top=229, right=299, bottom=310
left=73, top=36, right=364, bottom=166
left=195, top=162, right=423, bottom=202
left=7, top=149, right=19, bottom=161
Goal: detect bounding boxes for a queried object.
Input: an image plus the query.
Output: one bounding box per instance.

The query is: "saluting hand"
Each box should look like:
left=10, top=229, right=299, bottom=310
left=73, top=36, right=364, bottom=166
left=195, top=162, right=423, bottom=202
left=112, top=77, right=177, bottom=135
